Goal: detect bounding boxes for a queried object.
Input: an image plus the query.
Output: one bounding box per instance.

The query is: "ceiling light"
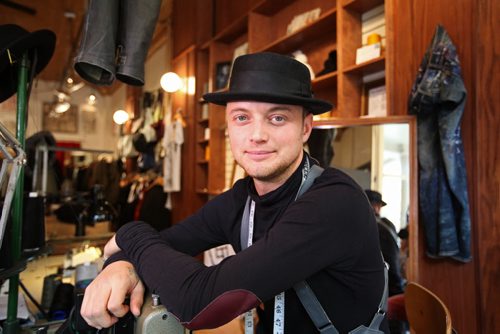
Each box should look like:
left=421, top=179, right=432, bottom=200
left=160, top=72, right=183, bottom=93
left=87, top=93, right=97, bottom=105
left=56, top=90, right=69, bottom=100
left=54, top=101, right=70, bottom=113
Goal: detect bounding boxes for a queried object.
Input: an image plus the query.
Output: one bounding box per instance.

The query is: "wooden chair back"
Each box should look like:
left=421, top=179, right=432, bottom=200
left=405, top=282, right=452, bottom=334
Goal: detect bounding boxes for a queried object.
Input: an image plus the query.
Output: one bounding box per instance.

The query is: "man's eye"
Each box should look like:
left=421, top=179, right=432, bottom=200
left=271, top=115, right=285, bottom=123
left=235, top=115, right=247, bottom=122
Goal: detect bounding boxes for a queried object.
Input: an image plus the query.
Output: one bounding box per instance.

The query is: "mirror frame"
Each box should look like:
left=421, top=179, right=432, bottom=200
left=313, top=115, right=419, bottom=281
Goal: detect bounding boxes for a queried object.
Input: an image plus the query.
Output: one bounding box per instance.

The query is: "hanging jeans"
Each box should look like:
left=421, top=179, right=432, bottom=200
left=408, top=25, right=471, bottom=262
left=74, top=0, right=162, bottom=86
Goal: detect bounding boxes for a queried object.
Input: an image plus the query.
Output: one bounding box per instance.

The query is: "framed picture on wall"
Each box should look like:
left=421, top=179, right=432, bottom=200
left=215, top=61, right=231, bottom=90
left=42, top=102, right=78, bottom=133
left=82, top=110, right=97, bottom=134
left=360, top=78, right=386, bottom=117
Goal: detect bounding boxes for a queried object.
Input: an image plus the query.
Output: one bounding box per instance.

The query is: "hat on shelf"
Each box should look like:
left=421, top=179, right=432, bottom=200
left=0, top=24, right=56, bottom=103
left=365, top=189, right=387, bottom=206
left=203, top=52, right=333, bottom=115
left=316, top=50, right=337, bottom=77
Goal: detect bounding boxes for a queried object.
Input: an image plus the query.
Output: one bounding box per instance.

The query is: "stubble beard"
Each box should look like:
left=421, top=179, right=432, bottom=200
left=238, top=153, right=300, bottom=184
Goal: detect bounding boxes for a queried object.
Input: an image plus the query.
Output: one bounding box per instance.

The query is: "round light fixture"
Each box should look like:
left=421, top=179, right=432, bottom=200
left=87, top=93, right=97, bottom=105
left=160, top=72, right=183, bottom=93
left=113, top=109, right=129, bottom=125
left=54, top=101, right=70, bottom=113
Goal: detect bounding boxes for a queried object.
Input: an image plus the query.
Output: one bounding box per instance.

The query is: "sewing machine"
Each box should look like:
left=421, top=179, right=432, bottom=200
left=44, top=292, right=187, bottom=334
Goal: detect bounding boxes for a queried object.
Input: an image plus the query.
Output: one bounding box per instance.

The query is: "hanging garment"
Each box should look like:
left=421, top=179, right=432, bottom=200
left=74, top=0, right=162, bottom=86
left=408, top=25, right=471, bottom=262
left=307, top=128, right=336, bottom=168
left=117, top=134, right=139, bottom=159
left=163, top=119, right=184, bottom=193
left=138, top=183, right=171, bottom=231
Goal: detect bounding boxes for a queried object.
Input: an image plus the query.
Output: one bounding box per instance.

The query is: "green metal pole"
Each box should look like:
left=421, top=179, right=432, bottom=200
left=3, top=51, right=29, bottom=334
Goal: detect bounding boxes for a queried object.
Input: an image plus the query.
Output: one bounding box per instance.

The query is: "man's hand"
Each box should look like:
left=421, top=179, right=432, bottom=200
left=81, top=261, right=145, bottom=329
left=103, top=234, right=121, bottom=259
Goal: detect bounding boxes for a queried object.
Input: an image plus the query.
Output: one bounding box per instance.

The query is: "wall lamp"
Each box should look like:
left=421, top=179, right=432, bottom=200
left=160, top=72, right=183, bottom=93
left=113, top=109, right=130, bottom=125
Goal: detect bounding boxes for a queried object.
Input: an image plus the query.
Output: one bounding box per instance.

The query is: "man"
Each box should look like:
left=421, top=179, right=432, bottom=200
left=81, top=52, right=389, bottom=333
left=365, top=190, right=405, bottom=297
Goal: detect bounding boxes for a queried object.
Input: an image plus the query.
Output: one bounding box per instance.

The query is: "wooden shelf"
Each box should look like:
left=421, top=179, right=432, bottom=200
left=343, top=55, right=385, bottom=76
left=343, top=0, right=384, bottom=13
left=213, top=14, right=248, bottom=43
left=197, top=138, right=209, bottom=145
left=257, top=8, right=337, bottom=54
left=196, top=188, right=223, bottom=196
left=194, top=0, right=392, bottom=198
left=313, top=115, right=414, bottom=128
left=312, top=71, right=338, bottom=90
left=252, top=0, right=296, bottom=15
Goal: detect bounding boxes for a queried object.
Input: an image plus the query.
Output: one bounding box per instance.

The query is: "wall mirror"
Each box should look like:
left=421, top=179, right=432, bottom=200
left=309, top=116, right=416, bottom=232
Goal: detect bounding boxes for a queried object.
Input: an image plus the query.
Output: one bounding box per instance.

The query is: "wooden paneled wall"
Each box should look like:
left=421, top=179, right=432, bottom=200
left=213, top=0, right=261, bottom=34
left=473, top=0, right=499, bottom=332
left=171, top=1, right=500, bottom=333
left=169, top=46, right=206, bottom=223
left=390, top=0, right=499, bottom=333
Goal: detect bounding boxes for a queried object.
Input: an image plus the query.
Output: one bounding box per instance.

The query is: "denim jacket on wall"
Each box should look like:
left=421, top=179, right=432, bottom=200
left=408, top=25, right=471, bottom=262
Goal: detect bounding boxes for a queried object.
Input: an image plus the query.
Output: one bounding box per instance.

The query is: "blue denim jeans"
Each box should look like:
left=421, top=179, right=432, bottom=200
left=74, top=0, right=161, bottom=86
left=408, top=25, right=471, bottom=262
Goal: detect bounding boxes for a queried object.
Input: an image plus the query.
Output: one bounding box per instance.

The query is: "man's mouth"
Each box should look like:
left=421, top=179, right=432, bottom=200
left=245, top=150, right=274, bottom=161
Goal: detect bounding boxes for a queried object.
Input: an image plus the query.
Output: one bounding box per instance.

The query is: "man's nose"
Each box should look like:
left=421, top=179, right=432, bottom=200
left=249, top=121, right=268, bottom=142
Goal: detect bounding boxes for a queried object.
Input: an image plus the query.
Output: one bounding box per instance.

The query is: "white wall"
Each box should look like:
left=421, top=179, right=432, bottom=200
left=0, top=43, right=169, bottom=153
left=144, top=44, right=168, bottom=92
left=0, top=80, right=120, bottom=153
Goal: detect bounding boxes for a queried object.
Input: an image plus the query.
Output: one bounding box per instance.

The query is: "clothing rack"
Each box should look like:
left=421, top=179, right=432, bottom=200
left=33, top=145, right=114, bottom=195
left=3, top=52, right=29, bottom=334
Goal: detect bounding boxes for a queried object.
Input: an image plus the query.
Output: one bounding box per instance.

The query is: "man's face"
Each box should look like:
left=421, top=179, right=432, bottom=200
left=371, top=203, right=382, bottom=215
left=226, top=101, right=313, bottom=187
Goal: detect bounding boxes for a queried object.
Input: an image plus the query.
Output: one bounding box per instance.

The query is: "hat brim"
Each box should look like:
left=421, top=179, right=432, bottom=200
left=0, top=29, right=56, bottom=102
left=203, top=91, right=333, bottom=115
left=372, top=200, right=387, bottom=206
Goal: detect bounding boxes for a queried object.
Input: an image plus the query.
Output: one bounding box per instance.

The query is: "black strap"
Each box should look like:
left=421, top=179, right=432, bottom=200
left=240, top=162, right=323, bottom=250
left=295, top=164, right=324, bottom=199
left=240, top=163, right=388, bottom=333
left=240, top=196, right=252, bottom=250
left=293, top=281, right=338, bottom=334
left=290, top=165, right=336, bottom=333
left=294, top=264, right=388, bottom=334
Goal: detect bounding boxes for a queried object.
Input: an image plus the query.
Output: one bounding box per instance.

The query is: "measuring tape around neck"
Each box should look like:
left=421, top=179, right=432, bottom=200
left=243, top=157, right=311, bottom=334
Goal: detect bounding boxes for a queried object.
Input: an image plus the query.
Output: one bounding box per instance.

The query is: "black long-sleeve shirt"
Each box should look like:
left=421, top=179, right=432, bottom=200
left=112, top=157, right=389, bottom=333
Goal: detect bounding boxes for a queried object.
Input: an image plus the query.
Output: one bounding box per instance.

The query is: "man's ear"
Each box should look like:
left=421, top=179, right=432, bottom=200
left=302, top=112, right=314, bottom=142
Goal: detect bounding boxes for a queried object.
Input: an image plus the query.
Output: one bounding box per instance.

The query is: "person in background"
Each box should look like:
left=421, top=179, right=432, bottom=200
left=365, top=190, right=405, bottom=296
left=365, top=190, right=408, bottom=334
left=397, top=225, right=409, bottom=282
left=79, top=52, right=389, bottom=334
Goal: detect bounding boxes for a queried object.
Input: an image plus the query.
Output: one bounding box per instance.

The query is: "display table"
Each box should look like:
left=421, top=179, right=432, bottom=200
left=45, top=214, right=113, bottom=255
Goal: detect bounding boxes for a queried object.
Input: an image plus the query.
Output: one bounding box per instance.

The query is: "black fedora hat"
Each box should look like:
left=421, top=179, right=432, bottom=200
left=0, top=24, right=56, bottom=103
left=365, top=190, right=387, bottom=206
left=203, top=52, right=333, bottom=115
